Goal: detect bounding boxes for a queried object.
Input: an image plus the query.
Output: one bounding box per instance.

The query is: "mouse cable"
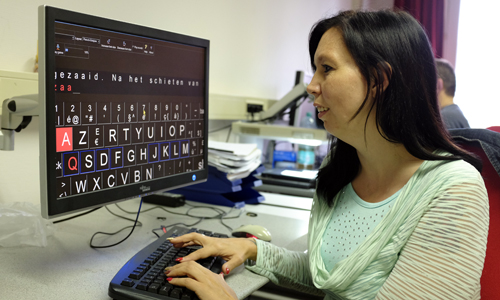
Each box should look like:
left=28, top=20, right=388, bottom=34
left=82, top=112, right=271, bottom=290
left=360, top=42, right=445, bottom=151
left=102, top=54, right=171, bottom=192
left=104, top=205, right=143, bottom=227
left=184, top=205, right=244, bottom=232
left=89, top=199, right=143, bottom=249
left=53, top=206, right=102, bottom=224
left=115, top=201, right=243, bottom=234
left=151, top=217, right=206, bottom=238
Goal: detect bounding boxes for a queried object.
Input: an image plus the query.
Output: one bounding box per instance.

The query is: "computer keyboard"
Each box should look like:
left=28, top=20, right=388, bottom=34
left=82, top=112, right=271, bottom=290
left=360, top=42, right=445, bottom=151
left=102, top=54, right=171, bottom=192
left=108, top=226, right=229, bottom=300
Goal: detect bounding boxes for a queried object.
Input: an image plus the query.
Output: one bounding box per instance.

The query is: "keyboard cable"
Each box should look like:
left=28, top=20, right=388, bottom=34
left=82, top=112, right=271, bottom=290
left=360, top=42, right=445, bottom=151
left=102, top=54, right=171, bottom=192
left=89, top=198, right=143, bottom=249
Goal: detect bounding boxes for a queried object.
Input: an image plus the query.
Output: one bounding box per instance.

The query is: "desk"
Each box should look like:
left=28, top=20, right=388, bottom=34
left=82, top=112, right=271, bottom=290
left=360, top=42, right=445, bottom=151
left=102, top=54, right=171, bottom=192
left=0, top=193, right=312, bottom=300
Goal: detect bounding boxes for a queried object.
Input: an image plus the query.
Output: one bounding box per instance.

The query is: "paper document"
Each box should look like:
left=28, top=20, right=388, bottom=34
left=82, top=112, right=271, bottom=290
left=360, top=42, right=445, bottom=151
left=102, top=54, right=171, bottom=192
left=207, top=140, right=262, bottom=180
left=208, top=140, right=257, bottom=156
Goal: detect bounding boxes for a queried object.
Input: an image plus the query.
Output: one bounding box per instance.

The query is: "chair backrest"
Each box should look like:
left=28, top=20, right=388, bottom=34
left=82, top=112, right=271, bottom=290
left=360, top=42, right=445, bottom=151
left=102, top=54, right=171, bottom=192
left=457, top=127, right=500, bottom=299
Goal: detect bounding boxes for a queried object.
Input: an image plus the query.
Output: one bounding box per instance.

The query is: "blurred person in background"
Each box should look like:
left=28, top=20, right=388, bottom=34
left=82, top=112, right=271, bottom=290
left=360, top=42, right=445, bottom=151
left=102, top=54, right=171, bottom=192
left=436, top=58, right=470, bottom=129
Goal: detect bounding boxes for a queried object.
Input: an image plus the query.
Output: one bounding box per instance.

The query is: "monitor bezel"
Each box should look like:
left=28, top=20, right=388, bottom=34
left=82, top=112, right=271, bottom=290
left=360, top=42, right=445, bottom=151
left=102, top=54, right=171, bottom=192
left=39, top=5, right=209, bottom=219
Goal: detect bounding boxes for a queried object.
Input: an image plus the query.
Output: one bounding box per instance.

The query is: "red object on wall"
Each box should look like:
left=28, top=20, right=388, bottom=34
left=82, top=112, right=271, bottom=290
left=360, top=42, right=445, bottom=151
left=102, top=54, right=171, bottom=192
left=394, top=0, right=444, bottom=57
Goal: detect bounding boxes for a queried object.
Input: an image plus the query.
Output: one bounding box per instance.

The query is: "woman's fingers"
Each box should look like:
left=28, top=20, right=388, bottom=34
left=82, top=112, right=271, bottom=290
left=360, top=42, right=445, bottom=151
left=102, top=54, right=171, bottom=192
left=165, top=261, right=237, bottom=300
left=221, top=257, right=245, bottom=275
left=167, top=260, right=209, bottom=278
left=168, top=232, right=206, bottom=248
left=180, top=246, right=214, bottom=262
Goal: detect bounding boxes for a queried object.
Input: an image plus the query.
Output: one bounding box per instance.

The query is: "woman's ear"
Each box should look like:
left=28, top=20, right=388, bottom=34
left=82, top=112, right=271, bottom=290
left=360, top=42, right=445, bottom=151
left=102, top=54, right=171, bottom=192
left=380, top=62, right=392, bottom=91
left=371, top=62, right=392, bottom=96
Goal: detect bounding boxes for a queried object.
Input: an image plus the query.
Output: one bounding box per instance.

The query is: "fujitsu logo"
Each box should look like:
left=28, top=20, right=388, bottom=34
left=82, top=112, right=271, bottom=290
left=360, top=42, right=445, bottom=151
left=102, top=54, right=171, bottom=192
left=140, top=185, right=151, bottom=192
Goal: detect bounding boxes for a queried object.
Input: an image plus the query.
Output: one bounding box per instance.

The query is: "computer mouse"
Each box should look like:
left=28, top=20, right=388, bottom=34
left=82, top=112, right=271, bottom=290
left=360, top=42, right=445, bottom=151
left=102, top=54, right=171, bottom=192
left=232, top=224, right=272, bottom=242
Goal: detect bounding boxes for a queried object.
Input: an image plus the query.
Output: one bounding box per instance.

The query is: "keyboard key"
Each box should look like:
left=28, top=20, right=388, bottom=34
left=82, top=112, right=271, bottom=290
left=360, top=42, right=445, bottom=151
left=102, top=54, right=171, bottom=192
left=147, top=283, right=161, bottom=293
left=144, top=257, right=155, bottom=264
left=128, top=271, right=142, bottom=280
left=159, top=283, right=173, bottom=296
left=135, top=281, right=148, bottom=290
left=170, top=288, right=183, bottom=299
left=181, top=289, right=195, bottom=300
left=120, top=278, right=135, bottom=287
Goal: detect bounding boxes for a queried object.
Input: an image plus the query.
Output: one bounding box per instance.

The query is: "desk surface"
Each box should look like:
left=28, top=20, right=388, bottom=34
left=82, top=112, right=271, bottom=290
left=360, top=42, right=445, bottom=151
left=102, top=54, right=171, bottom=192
left=0, top=194, right=312, bottom=300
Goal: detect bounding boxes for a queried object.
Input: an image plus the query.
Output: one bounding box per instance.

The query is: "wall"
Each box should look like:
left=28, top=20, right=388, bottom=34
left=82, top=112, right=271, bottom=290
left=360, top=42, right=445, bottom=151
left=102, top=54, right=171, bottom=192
left=0, top=0, right=351, bottom=100
left=0, top=0, right=353, bottom=205
left=454, top=0, right=500, bottom=129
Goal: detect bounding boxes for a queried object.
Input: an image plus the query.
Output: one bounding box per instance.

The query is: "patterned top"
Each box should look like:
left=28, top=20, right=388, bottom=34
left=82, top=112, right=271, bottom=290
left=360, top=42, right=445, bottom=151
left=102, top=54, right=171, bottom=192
left=246, top=155, right=489, bottom=300
left=321, top=183, right=399, bottom=271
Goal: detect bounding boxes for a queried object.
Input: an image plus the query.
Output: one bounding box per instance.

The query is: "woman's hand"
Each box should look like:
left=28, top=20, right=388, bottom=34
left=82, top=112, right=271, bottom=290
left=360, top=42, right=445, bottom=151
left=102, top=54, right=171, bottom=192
left=165, top=261, right=237, bottom=300
left=168, top=233, right=257, bottom=275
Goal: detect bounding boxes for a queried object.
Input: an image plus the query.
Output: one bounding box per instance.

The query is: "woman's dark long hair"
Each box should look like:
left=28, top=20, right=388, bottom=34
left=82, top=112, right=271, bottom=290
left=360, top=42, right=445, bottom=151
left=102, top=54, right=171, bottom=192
left=311, top=10, right=480, bottom=207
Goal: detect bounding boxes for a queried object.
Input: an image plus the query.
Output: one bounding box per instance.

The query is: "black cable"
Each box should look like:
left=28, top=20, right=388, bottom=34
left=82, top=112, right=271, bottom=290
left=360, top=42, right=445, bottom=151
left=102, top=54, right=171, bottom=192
left=89, top=199, right=143, bottom=249
left=151, top=225, right=167, bottom=238
left=53, top=206, right=102, bottom=224
left=184, top=205, right=243, bottom=232
left=105, top=206, right=143, bottom=226
left=115, top=201, right=243, bottom=233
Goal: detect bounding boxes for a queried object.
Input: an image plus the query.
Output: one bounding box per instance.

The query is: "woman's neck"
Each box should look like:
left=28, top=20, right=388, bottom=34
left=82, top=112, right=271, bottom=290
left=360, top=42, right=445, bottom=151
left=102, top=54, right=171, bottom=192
left=351, top=135, right=423, bottom=203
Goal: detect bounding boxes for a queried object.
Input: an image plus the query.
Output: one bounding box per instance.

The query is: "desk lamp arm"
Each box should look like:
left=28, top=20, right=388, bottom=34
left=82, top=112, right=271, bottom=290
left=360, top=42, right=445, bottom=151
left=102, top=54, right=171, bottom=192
left=0, top=94, right=39, bottom=151
left=259, top=71, right=309, bottom=121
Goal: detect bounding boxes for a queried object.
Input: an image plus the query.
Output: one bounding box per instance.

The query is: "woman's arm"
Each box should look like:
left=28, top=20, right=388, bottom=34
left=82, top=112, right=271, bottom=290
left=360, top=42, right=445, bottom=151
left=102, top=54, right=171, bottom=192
left=376, top=179, right=489, bottom=299
left=246, top=240, right=324, bottom=296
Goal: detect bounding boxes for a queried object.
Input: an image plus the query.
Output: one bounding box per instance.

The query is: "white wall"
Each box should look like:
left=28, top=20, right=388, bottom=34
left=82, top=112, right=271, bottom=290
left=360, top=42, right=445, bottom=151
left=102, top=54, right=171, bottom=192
left=0, top=0, right=353, bottom=205
left=0, top=0, right=351, bottom=100
left=454, top=1, right=500, bottom=129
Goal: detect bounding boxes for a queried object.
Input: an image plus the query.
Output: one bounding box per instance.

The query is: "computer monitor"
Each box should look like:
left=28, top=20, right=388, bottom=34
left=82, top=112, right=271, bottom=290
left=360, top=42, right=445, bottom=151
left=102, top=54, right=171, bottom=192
left=38, top=6, right=209, bottom=219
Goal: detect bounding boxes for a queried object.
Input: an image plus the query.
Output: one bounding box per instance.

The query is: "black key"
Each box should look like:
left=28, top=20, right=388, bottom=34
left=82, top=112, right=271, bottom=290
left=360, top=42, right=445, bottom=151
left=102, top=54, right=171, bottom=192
left=136, top=281, right=148, bottom=290
left=129, top=271, right=142, bottom=279
left=145, top=257, right=155, bottom=264
left=159, top=285, right=172, bottom=296
left=181, top=290, right=195, bottom=300
left=120, top=278, right=135, bottom=287
left=170, top=288, right=183, bottom=299
left=148, top=283, right=161, bottom=293
left=157, top=274, right=167, bottom=281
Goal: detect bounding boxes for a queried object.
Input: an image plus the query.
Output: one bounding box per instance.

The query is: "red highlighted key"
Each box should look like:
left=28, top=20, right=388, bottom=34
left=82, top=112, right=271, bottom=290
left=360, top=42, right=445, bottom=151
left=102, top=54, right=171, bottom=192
left=56, top=127, right=73, bottom=152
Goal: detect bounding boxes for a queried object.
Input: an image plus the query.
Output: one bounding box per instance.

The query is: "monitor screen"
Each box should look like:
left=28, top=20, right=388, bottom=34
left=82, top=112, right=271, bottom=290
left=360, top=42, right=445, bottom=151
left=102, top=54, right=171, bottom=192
left=38, top=6, right=209, bottom=219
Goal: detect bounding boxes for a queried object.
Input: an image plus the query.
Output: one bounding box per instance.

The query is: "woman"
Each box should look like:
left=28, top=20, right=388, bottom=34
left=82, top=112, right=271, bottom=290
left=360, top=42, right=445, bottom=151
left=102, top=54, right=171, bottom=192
left=165, top=10, right=489, bottom=300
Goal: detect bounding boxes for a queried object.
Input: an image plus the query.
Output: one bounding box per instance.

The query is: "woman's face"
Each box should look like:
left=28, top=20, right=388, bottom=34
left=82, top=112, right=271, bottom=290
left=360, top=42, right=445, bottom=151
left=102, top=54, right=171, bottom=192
left=307, top=28, right=374, bottom=140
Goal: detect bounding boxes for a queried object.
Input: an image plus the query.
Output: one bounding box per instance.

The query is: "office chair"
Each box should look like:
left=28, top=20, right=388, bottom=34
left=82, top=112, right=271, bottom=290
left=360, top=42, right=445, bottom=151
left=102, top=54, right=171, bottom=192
left=451, top=127, right=500, bottom=299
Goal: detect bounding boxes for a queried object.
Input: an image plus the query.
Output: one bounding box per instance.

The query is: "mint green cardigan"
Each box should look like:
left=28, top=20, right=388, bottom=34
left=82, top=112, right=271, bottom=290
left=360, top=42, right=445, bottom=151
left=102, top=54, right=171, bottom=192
left=247, top=158, right=489, bottom=299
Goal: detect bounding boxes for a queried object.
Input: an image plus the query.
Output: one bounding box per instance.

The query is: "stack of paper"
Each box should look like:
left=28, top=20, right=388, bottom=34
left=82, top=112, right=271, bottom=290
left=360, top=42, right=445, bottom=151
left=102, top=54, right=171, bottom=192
left=208, top=141, right=262, bottom=181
